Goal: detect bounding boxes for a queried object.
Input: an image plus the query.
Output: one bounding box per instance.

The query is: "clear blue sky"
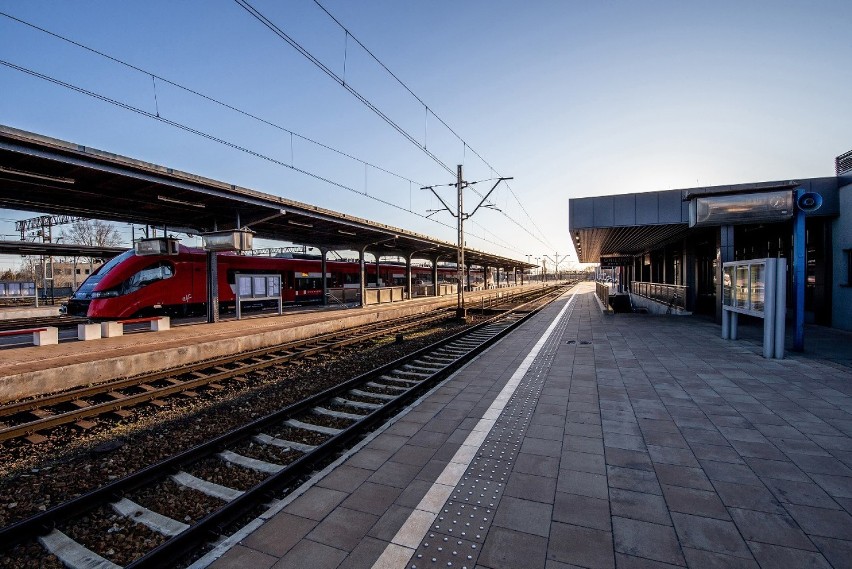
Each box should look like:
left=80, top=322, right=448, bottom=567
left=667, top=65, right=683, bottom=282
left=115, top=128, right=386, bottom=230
left=1, top=0, right=849, bottom=271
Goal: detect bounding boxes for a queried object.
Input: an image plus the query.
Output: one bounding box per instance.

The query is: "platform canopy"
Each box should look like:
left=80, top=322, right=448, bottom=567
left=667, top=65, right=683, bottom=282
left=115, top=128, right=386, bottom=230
left=0, top=125, right=535, bottom=270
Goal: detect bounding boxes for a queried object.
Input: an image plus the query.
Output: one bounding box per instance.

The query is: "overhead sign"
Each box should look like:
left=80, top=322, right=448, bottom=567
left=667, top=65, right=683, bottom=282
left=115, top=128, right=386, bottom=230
left=689, top=190, right=793, bottom=227
left=599, top=256, right=632, bottom=268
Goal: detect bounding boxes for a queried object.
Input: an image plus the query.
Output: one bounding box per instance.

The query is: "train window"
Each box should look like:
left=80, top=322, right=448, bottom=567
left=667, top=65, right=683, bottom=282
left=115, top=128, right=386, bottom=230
left=123, top=261, right=174, bottom=294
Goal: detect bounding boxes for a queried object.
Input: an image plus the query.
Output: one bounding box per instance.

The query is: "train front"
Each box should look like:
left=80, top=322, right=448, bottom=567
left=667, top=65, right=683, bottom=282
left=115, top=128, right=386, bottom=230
left=66, top=249, right=175, bottom=319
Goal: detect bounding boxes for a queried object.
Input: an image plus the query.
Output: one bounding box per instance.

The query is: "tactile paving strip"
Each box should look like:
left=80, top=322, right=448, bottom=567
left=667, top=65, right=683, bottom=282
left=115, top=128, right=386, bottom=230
left=406, top=299, right=575, bottom=569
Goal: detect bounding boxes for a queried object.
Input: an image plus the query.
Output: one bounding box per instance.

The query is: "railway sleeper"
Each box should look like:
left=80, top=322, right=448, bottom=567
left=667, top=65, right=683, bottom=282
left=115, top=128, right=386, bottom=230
left=285, top=418, right=342, bottom=436
left=332, top=396, right=382, bottom=410
left=389, top=369, right=431, bottom=379
left=365, top=381, right=407, bottom=393
left=253, top=433, right=317, bottom=453
left=112, top=497, right=189, bottom=537
left=39, top=529, right=120, bottom=569
left=378, top=375, right=419, bottom=386
left=218, top=450, right=284, bottom=474
left=400, top=363, right=439, bottom=374
left=348, top=388, right=397, bottom=401
left=171, top=471, right=243, bottom=502
left=312, top=406, right=363, bottom=421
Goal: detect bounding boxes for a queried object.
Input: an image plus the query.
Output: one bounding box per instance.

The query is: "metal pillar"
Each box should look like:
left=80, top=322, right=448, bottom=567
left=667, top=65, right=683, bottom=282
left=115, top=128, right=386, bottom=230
left=405, top=254, right=413, bottom=299
left=321, top=248, right=328, bottom=306
left=793, top=189, right=806, bottom=351
left=359, top=247, right=367, bottom=307
left=206, top=251, right=219, bottom=323
left=375, top=255, right=381, bottom=287
left=716, top=225, right=735, bottom=322
left=432, top=257, right=440, bottom=297
left=456, top=164, right=465, bottom=318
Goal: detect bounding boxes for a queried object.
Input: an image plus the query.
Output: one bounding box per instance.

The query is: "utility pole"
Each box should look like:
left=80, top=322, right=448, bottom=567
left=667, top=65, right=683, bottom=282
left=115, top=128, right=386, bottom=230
left=456, top=165, right=465, bottom=318
left=423, top=166, right=512, bottom=321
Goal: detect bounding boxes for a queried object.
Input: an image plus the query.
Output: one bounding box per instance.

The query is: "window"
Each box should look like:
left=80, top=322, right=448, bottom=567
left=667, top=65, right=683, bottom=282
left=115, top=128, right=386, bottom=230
left=122, top=261, right=174, bottom=294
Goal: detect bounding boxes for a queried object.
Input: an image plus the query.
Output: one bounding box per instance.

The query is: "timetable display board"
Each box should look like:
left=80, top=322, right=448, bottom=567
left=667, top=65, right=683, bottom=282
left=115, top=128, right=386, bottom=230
left=722, top=259, right=769, bottom=317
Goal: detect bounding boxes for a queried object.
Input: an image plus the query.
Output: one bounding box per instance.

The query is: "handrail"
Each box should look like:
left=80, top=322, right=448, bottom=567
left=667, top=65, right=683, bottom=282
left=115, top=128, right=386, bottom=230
left=630, top=281, right=687, bottom=311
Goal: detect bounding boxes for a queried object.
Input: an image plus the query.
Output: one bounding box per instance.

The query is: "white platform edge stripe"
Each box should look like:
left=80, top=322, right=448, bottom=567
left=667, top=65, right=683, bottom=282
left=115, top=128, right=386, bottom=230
left=371, top=293, right=576, bottom=567
left=39, top=529, right=121, bottom=569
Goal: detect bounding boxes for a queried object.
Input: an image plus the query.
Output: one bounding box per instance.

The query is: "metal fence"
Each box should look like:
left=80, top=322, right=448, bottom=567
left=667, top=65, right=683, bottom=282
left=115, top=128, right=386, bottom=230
left=630, top=282, right=688, bottom=311
left=837, top=149, right=852, bottom=176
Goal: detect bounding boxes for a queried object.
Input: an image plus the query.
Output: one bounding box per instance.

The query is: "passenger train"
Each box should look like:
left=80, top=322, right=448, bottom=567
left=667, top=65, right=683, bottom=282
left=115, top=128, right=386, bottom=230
left=67, top=246, right=458, bottom=319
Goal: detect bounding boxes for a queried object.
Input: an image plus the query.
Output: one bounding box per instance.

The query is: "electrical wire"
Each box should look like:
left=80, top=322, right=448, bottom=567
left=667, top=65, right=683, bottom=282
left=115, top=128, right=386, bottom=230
left=0, top=11, right=423, bottom=191
left=311, top=0, right=554, bottom=250
left=0, top=59, right=523, bottom=255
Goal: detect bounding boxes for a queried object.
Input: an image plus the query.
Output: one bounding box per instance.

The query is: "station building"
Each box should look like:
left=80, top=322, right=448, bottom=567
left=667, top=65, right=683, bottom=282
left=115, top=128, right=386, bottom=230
left=568, top=151, right=852, bottom=332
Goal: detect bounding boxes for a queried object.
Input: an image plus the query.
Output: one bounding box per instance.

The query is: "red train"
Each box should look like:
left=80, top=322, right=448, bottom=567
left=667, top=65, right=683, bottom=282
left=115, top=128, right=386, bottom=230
left=67, top=246, right=457, bottom=319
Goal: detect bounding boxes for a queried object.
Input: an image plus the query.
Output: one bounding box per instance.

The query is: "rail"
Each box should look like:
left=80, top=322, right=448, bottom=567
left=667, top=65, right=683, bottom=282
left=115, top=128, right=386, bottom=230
left=630, top=281, right=688, bottom=311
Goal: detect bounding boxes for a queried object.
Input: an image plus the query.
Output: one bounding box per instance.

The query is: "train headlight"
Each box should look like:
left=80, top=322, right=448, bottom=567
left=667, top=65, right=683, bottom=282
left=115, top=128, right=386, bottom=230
left=91, top=290, right=119, bottom=299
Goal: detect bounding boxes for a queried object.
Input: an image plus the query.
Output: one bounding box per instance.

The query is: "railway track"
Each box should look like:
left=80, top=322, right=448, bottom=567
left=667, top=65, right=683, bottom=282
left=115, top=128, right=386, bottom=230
left=0, top=284, right=569, bottom=568
left=0, top=287, right=550, bottom=443
left=0, top=315, right=89, bottom=332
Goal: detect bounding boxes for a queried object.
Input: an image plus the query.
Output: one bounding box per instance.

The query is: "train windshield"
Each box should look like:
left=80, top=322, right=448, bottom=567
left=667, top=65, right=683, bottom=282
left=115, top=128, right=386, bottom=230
left=72, top=250, right=135, bottom=297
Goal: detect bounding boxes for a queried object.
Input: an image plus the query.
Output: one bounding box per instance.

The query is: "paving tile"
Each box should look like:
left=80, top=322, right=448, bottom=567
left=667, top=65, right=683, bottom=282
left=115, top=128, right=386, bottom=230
left=564, top=434, right=605, bottom=455
left=521, top=436, right=563, bottom=457
left=514, top=452, right=561, bottom=478
left=744, top=457, right=809, bottom=482
left=368, top=460, right=422, bottom=489
left=553, top=492, right=610, bottom=531
left=527, top=424, right=565, bottom=441
left=810, top=472, right=852, bottom=499
left=603, top=432, right=647, bottom=452
left=558, top=469, right=609, bottom=500
left=306, top=507, right=379, bottom=551
left=210, top=545, right=278, bottom=569
left=614, top=553, right=684, bottom=568
left=605, top=447, right=654, bottom=471
left=342, top=482, right=403, bottom=516
left=609, top=488, right=671, bottom=525
left=612, top=516, right=685, bottom=566
left=241, top=512, right=318, bottom=557
left=784, top=504, right=852, bottom=540
left=505, top=471, right=557, bottom=503
left=698, top=459, right=762, bottom=486
left=680, top=548, right=759, bottom=569
left=762, top=477, right=840, bottom=509
left=602, top=419, right=643, bottom=436
left=785, top=452, right=852, bottom=476
left=661, top=485, right=729, bottom=520
left=367, top=504, right=414, bottom=541
left=653, top=464, right=713, bottom=491
left=641, top=429, right=689, bottom=449
left=565, top=421, right=604, bottom=438
left=547, top=522, right=614, bottom=569
left=390, top=444, right=437, bottom=467
left=745, top=542, right=832, bottom=569
left=712, top=480, right=786, bottom=514
left=728, top=439, right=787, bottom=461
left=272, top=539, right=348, bottom=569
left=478, top=526, right=548, bottom=569
left=560, top=449, right=606, bottom=475
left=729, top=507, right=816, bottom=550
left=688, top=442, right=743, bottom=464
left=345, top=448, right=395, bottom=470
left=811, top=536, right=852, bottom=569
left=647, top=445, right=699, bottom=467
left=493, top=495, right=553, bottom=537
left=670, top=512, right=752, bottom=558
left=318, top=465, right=374, bottom=493
left=338, top=536, right=390, bottom=569
left=283, top=486, right=348, bottom=521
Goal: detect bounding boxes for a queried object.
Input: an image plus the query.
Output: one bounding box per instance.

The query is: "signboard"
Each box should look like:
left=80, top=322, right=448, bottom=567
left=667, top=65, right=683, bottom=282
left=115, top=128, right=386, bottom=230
left=721, top=258, right=787, bottom=359
left=234, top=273, right=283, bottom=319
left=202, top=230, right=254, bottom=252
left=689, top=190, right=793, bottom=227
left=599, top=256, right=632, bottom=268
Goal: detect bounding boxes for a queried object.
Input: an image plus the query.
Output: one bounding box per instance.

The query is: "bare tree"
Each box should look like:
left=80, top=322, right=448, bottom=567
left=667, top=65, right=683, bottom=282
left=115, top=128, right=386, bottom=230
left=59, top=220, right=123, bottom=247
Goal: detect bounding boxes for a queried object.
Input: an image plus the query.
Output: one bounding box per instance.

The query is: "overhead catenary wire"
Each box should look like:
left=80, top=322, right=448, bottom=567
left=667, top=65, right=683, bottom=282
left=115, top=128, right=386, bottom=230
left=311, top=0, right=554, bottom=250
left=0, top=59, right=523, bottom=255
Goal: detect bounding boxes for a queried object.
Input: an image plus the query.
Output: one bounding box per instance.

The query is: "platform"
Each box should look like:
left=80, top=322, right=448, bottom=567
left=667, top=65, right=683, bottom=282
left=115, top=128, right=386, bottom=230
left=205, top=281, right=852, bottom=569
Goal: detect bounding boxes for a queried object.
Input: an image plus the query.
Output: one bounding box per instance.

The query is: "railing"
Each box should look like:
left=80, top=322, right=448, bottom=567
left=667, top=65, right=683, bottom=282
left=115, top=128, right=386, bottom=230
left=837, top=149, right=852, bottom=176
left=595, top=281, right=611, bottom=309
left=630, top=282, right=687, bottom=311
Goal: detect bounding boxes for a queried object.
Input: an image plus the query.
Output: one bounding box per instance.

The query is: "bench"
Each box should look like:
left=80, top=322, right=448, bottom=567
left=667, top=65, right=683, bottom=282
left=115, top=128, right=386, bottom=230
left=0, top=327, right=58, bottom=346
left=101, top=316, right=170, bottom=338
